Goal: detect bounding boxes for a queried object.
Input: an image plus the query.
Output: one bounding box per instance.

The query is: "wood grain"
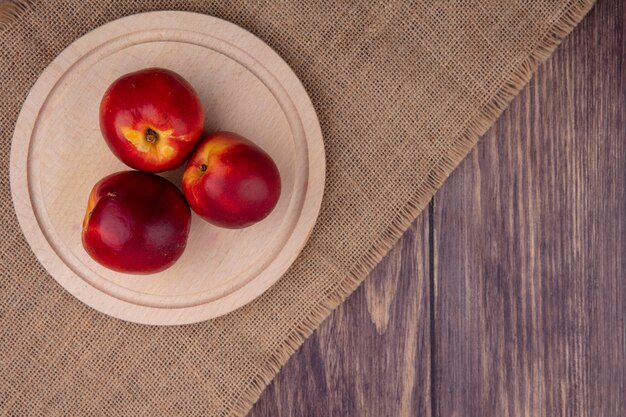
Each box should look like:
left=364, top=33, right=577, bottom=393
left=249, top=214, right=431, bottom=417
left=433, top=0, right=625, bottom=416
left=250, top=0, right=624, bottom=416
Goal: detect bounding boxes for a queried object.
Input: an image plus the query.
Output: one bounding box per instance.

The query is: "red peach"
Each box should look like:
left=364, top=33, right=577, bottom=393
left=182, top=132, right=281, bottom=228
left=82, top=171, right=191, bottom=274
left=99, top=68, right=204, bottom=173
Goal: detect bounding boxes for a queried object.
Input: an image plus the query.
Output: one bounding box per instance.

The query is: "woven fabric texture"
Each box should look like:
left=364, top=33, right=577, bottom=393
left=0, top=0, right=594, bottom=415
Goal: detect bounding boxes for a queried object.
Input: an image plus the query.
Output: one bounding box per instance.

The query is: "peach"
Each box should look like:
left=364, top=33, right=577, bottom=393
left=182, top=132, right=281, bottom=228
left=99, top=68, right=204, bottom=172
left=82, top=171, right=191, bottom=274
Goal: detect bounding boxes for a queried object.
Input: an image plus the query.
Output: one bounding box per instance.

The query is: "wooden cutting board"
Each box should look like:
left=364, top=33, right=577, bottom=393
left=10, top=11, right=325, bottom=325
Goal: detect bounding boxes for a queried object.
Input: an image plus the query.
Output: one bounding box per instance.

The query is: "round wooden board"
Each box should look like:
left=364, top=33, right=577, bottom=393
left=9, top=11, right=325, bottom=325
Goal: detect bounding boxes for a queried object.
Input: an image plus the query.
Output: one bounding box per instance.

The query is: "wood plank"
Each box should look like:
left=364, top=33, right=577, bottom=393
left=249, top=213, right=431, bottom=417
left=433, top=1, right=625, bottom=416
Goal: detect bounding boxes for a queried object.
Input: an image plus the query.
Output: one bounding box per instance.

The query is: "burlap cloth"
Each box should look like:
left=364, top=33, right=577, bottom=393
left=0, top=0, right=595, bottom=415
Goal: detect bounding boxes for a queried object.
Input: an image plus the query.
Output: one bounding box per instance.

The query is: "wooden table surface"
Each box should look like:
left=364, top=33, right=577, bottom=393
left=250, top=0, right=625, bottom=415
